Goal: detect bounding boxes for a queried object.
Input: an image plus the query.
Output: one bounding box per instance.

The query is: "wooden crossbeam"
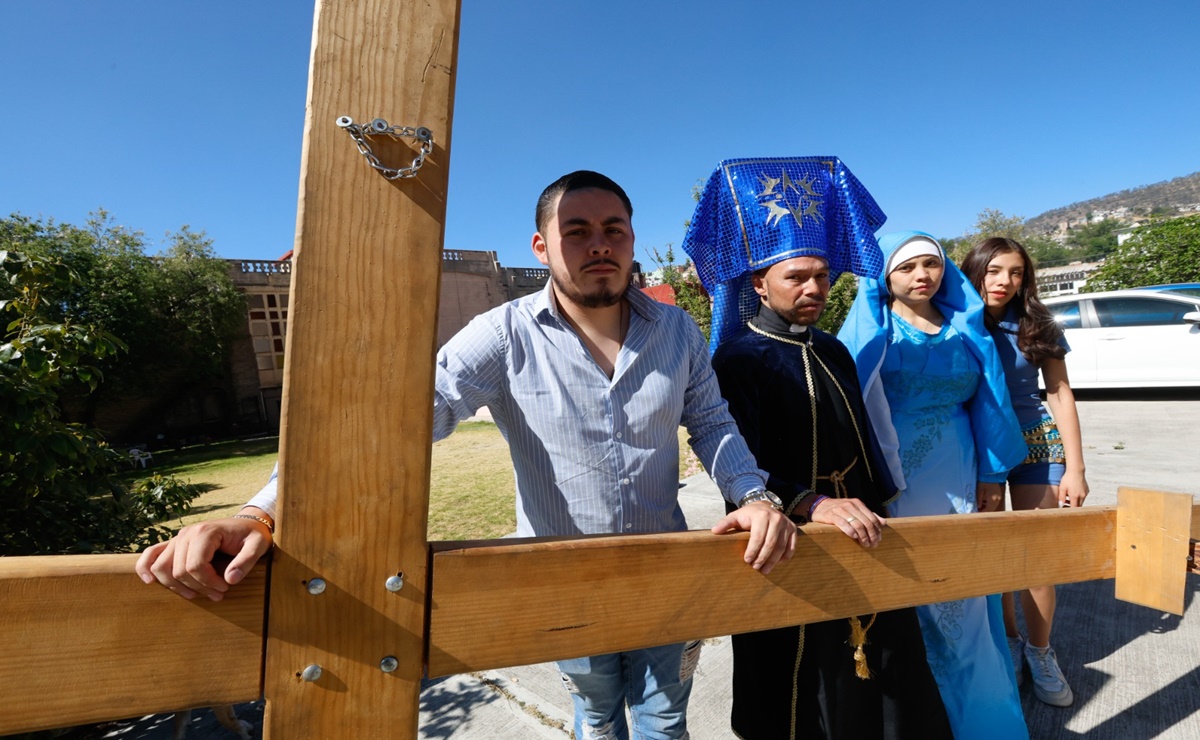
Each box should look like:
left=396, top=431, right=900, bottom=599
left=428, top=507, right=1116, bottom=675
left=429, top=490, right=1196, bottom=677
left=0, top=555, right=266, bottom=734
left=1, top=498, right=1195, bottom=735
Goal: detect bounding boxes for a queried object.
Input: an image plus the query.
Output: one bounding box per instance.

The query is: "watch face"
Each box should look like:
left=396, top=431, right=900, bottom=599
left=743, top=490, right=782, bottom=508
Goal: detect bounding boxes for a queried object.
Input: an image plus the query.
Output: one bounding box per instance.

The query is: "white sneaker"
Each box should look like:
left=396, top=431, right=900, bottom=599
left=1007, top=635, right=1025, bottom=687
left=1025, top=643, right=1074, bottom=707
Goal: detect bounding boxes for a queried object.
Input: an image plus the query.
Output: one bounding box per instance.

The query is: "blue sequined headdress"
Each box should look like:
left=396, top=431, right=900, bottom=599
left=681, top=156, right=887, bottom=354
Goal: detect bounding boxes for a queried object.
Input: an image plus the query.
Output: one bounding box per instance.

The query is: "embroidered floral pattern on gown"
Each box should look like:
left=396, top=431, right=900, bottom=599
left=881, top=314, right=1028, bottom=740
left=881, top=317, right=980, bottom=516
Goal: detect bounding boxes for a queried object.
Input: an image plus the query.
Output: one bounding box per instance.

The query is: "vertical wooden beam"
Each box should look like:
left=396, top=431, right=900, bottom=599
left=266, top=1, right=459, bottom=737
left=1115, top=487, right=1192, bottom=616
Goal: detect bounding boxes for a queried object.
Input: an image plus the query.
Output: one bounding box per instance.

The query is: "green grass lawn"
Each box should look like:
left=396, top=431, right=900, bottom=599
left=152, top=423, right=700, bottom=541
left=130, top=437, right=281, bottom=528
left=427, top=422, right=516, bottom=540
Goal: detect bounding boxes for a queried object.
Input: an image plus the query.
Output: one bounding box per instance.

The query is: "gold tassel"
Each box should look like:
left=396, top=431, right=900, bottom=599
left=848, top=614, right=878, bottom=680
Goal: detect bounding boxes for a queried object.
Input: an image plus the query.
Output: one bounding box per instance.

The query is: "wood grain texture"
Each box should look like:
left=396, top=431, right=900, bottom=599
left=428, top=507, right=1119, bottom=676
left=265, top=0, right=460, bottom=737
left=1115, top=487, right=1193, bottom=615
left=2, top=502, right=1196, bottom=733
left=0, top=554, right=264, bottom=735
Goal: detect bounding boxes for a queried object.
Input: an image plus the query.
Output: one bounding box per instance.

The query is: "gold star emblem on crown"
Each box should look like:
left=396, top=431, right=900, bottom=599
left=757, top=169, right=823, bottom=229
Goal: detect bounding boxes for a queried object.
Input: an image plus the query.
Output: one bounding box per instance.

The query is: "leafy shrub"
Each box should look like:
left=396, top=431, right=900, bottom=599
left=1, top=250, right=199, bottom=555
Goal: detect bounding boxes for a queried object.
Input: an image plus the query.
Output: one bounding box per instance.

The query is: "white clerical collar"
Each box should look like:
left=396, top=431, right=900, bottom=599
left=789, top=324, right=809, bottom=334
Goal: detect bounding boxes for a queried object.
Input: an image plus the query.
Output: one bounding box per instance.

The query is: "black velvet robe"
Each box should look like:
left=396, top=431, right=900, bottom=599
left=712, top=305, right=951, bottom=740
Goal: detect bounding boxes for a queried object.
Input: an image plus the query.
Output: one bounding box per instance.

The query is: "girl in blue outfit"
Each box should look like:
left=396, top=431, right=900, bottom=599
left=962, top=237, right=1089, bottom=709
left=839, top=231, right=1029, bottom=739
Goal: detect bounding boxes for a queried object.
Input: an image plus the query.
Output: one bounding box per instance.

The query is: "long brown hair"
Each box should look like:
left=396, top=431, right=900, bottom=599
left=961, top=237, right=1065, bottom=366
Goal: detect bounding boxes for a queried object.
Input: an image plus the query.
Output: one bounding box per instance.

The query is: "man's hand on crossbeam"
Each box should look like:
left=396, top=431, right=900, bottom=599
left=710, top=503, right=798, bottom=575
left=135, top=507, right=274, bottom=601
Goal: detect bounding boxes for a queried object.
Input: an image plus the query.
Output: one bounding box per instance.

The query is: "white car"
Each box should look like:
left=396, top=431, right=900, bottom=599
left=1042, top=289, right=1200, bottom=388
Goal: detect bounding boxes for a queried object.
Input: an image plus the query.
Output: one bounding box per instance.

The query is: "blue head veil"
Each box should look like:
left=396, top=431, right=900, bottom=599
left=681, top=156, right=886, bottom=354
left=838, top=231, right=1027, bottom=491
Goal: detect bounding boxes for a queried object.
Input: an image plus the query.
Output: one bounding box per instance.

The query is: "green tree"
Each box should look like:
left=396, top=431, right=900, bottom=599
left=155, top=225, right=249, bottom=382
left=1, top=250, right=198, bottom=555
left=649, top=244, right=711, bottom=338
left=816, top=272, right=857, bottom=335
left=1065, top=218, right=1120, bottom=261
left=1083, top=215, right=1200, bottom=292
left=0, top=213, right=246, bottom=427
left=940, top=235, right=974, bottom=264
left=945, top=208, right=1070, bottom=265
left=974, top=208, right=1027, bottom=240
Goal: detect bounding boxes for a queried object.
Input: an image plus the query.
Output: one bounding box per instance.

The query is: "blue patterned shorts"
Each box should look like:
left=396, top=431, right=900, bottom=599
left=1008, top=415, right=1066, bottom=486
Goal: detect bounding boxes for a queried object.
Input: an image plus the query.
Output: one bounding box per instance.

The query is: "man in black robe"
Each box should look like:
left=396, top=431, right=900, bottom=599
left=710, top=255, right=952, bottom=739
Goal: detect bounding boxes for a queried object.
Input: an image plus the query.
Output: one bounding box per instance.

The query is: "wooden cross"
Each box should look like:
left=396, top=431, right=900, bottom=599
left=0, top=1, right=1196, bottom=737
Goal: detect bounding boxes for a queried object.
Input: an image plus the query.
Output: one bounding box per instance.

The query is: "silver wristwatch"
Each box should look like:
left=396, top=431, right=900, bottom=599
left=738, top=489, right=783, bottom=512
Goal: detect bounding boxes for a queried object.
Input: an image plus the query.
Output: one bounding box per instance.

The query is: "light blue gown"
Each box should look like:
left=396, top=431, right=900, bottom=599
left=881, top=314, right=1028, bottom=739
left=841, top=230, right=1030, bottom=738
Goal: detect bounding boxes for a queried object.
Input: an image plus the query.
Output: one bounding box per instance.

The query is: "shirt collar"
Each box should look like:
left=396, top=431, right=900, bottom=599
left=751, top=301, right=810, bottom=335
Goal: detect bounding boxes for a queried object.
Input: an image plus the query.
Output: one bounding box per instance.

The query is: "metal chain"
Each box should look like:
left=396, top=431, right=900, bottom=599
left=335, top=116, right=434, bottom=180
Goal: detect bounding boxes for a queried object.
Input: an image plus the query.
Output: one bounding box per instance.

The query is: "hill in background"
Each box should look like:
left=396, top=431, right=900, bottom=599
left=1027, top=171, right=1200, bottom=236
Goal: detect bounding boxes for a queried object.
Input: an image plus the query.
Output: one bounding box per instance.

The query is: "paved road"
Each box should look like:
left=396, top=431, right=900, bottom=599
left=48, top=396, right=1200, bottom=739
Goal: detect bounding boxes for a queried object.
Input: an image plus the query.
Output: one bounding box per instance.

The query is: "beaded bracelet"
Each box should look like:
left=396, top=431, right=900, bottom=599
left=234, top=513, right=275, bottom=534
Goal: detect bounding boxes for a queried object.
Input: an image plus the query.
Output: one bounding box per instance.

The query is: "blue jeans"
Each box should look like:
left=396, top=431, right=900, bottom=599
left=557, top=640, right=701, bottom=739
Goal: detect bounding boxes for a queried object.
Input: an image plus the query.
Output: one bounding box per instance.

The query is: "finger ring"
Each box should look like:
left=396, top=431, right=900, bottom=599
left=846, top=516, right=856, bottom=523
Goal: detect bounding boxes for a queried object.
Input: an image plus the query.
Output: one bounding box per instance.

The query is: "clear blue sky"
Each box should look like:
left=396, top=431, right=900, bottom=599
left=4, top=1, right=1198, bottom=270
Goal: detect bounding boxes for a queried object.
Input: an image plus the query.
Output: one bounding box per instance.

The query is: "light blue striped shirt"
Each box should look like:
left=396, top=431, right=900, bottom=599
left=432, top=282, right=765, bottom=537
left=248, top=281, right=766, bottom=537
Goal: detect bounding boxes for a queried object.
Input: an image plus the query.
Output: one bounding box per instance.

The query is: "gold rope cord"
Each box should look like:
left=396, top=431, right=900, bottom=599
left=848, top=613, right=878, bottom=679
left=815, top=456, right=859, bottom=499
left=790, top=624, right=806, bottom=739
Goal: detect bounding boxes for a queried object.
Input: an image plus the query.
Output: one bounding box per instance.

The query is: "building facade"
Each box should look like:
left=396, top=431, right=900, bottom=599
left=226, top=249, right=554, bottom=433
left=1036, top=261, right=1103, bottom=297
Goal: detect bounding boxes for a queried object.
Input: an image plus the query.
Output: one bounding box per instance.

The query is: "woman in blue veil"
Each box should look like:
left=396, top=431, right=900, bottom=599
left=839, top=231, right=1029, bottom=739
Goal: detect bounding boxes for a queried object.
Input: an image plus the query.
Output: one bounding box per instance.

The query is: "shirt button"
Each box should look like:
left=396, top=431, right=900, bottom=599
left=615, top=432, right=623, bottom=439
left=621, top=478, right=631, bottom=485
left=626, top=523, right=633, bottom=529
